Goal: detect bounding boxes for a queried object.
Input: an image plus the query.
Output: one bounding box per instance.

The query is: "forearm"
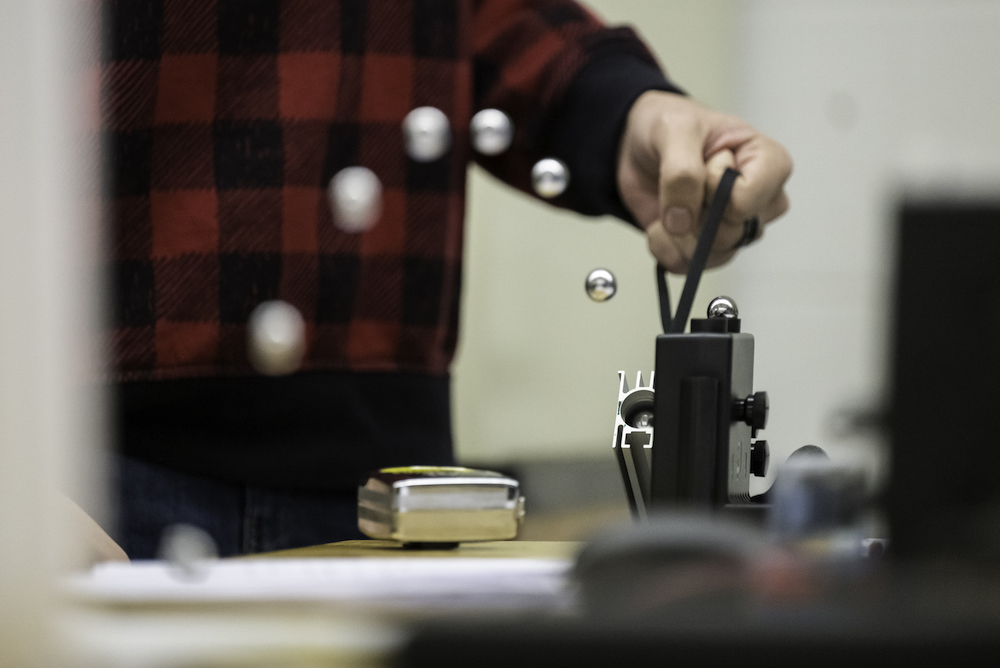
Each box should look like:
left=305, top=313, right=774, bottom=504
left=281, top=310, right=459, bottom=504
left=471, top=0, right=676, bottom=216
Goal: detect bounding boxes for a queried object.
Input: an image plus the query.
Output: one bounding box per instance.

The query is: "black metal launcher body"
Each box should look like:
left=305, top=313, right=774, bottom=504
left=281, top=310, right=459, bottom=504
left=651, top=321, right=755, bottom=508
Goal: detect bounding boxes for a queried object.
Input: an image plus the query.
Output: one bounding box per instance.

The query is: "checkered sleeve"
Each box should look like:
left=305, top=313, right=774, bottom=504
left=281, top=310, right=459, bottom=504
left=472, top=0, right=681, bottom=223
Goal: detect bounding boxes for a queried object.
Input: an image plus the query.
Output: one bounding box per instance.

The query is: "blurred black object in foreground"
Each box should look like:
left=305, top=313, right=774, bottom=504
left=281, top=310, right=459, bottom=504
left=401, top=619, right=1000, bottom=668
left=887, top=200, right=1000, bottom=561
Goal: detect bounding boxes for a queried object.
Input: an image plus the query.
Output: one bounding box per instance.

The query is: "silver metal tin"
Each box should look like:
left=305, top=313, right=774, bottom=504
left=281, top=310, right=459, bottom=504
left=358, top=467, right=525, bottom=544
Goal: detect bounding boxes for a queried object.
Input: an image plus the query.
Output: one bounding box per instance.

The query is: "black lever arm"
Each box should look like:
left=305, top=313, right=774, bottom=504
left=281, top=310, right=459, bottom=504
left=657, top=167, right=741, bottom=334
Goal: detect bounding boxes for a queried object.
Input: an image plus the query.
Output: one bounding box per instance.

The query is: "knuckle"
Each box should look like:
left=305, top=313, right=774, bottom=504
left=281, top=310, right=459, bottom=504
left=706, top=250, right=737, bottom=269
left=647, top=233, right=685, bottom=271
left=728, top=201, right=753, bottom=222
left=778, top=144, right=795, bottom=180
left=775, top=197, right=790, bottom=217
left=651, top=103, right=701, bottom=135
left=662, top=164, right=705, bottom=196
left=666, top=164, right=701, bottom=184
left=646, top=226, right=666, bottom=251
left=715, top=224, right=744, bottom=250
left=725, top=189, right=756, bottom=221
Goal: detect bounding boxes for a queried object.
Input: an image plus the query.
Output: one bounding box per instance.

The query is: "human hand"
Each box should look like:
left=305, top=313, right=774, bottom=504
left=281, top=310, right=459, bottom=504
left=617, top=91, right=792, bottom=274
left=61, top=494, right=129, bottom=570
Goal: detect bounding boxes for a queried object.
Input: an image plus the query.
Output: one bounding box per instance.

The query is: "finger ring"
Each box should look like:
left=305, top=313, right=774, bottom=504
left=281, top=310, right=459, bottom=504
left=731, top=216, right=760, bottom=250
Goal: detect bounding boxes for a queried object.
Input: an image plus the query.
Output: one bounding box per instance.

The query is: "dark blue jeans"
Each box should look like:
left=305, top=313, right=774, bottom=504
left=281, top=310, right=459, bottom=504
left=116, top=455, right=365, bottom=559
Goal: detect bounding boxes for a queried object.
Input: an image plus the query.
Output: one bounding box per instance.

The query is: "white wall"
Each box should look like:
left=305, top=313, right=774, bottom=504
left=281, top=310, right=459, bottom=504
left=728, top=0, right=1000, bottom=489
left=453, top=1, right=737, bottom=464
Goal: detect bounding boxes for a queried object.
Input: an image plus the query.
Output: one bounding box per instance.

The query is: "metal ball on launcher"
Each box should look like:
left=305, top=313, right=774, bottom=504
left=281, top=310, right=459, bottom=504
left=707, top=296, right=739, bottom=319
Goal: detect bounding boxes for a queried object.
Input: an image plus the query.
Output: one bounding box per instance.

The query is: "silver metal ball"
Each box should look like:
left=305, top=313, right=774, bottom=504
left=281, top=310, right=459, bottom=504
left=158, top=524, right=218, bottom=581
left=531, top=158, right=569, bottom=199
left=633, top=410, right=654, bottom=428
left=403, top=106, right=452, bottom=162
left=247, top=300, right=306, bottom=376
left=585, top=268, right=617, bottom=302
left=470, top=108, right=513, bottom=156
left=328, top=166, right=383, bottom=234
left=707, top=296, right=739, bottom=319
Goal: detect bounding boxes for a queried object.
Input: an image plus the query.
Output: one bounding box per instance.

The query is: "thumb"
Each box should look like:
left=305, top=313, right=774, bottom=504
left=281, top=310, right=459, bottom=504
left=657, top=119, right=708, bottom=236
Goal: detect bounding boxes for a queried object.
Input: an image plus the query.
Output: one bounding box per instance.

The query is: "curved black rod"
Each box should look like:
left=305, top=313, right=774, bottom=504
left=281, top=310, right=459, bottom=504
left=656, top=167, right=741, bottom=334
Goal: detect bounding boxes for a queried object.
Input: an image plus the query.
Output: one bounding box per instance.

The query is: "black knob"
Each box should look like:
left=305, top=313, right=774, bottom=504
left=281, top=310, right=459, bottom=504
left=750, top=440, right=769, bottom=477
left=744, top=391, right=768, bottom=430
left=732, top=391, right=769, bottom=431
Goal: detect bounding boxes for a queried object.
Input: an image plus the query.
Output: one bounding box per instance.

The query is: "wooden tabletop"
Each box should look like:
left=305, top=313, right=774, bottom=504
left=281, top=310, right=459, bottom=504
left=253, top=539, right=580, bottom=561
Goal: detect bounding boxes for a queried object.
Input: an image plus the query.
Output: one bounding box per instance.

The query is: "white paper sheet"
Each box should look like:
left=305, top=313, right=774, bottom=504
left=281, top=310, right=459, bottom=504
left=67, top=557, right=573, bottom=609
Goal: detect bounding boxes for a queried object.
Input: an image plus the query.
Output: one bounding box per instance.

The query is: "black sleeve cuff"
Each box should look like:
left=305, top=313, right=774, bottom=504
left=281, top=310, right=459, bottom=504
left=546, top=53, right=683, bottom=226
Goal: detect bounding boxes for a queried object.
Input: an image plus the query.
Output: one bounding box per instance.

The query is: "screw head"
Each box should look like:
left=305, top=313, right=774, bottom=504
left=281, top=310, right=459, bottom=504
left=585, top=268, right=617, bottom=302
left=531, top=158, right=569, bottom=198
left=470, top=109, right=513, bottom=156
left=403, top=106, right=452, bottom=162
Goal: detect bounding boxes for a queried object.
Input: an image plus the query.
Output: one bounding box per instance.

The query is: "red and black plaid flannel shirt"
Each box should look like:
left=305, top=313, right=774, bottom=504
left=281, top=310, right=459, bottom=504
left=104, top=0, right=673, bottom=382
